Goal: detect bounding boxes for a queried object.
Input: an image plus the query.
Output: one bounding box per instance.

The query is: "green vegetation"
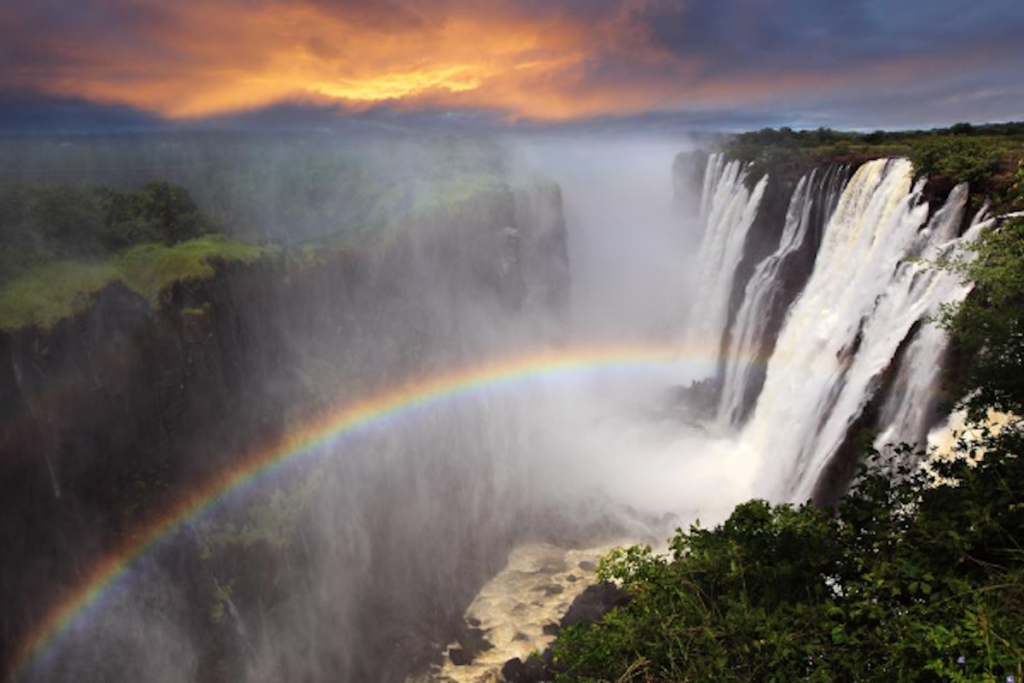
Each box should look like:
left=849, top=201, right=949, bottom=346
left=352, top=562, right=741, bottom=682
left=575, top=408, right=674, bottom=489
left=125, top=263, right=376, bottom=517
left=908, top=137, right=1002, bottom=187
left=724, top=123, right=1024, bottom=206
left=554, top=439, right=1024, bottom=682
left=0, top=261, right=121, bottom=331
left=0, top=180, right=214, bottom=285
left=0, top=180, right=276, bottom=331
left=1011, top=152, right=1024, bottom=207
left=0, top=235, right=276, bottom=331
left=405, top=173, right=509, bottom=216
left=551, top=205, right=1024, bottom=681
left=197, top=477, right=320, bottom=625
left=114, top=234, right=273, bottom=304
left=0, top=132, right=511, bottom=244
left=938, top=216, right=1024, bottom=423
left=0, top=134, right=517, bottom=331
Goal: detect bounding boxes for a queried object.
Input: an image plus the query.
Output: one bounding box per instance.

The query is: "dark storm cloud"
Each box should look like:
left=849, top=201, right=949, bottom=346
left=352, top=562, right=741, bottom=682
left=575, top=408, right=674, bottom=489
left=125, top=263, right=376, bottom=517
left=0, top=90, right=161, bottom=133
left=632, top=0, right=1024, bottom=76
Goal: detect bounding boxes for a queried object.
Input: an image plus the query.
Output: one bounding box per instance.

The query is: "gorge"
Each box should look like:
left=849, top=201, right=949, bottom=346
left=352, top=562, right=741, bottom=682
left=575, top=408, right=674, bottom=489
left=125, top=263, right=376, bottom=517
left=1, top=128, right=1021, bottom=682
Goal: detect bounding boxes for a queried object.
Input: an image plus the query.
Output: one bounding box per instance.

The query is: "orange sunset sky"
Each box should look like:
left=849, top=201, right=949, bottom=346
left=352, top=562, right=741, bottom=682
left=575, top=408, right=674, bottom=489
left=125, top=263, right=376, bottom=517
left=1, top=0, right=1023, bottom=130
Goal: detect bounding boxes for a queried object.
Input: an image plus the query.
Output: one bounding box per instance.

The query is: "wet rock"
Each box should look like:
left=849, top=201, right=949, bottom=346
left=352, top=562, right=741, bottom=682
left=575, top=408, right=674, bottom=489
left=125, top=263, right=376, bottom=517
left=448, top=626, right=494, bottom=666
left=501, top=652, right=554, bottom=683
left=448, top=647, right=473, bottom=666
left=502, top=657, right=527, bottom=681
left=561, top=582, right=630, bottom=629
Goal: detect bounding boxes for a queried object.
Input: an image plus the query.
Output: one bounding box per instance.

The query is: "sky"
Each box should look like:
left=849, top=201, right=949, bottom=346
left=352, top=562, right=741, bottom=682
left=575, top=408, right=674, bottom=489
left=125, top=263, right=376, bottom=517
left=1, top=0, right=1023, bottom=133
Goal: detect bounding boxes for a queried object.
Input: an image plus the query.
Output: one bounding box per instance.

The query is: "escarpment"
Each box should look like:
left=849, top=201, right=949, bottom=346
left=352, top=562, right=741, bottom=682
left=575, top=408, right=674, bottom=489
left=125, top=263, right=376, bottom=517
left=0, top=180, right=570, bottom=681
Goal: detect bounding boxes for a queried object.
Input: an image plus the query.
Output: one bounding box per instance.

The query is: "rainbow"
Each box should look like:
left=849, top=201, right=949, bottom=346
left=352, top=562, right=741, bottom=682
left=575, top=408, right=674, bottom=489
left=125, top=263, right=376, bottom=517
left=7, top=343, right=757, bottom=681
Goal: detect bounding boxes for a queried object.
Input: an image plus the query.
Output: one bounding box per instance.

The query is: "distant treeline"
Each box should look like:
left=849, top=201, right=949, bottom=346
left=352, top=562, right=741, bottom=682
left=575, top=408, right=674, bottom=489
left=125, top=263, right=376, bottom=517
left=725, top=122, right=1024, bottom=205
left=0, top=181, right=213, bottom=286
left=0, top=132, right=510, bottom=244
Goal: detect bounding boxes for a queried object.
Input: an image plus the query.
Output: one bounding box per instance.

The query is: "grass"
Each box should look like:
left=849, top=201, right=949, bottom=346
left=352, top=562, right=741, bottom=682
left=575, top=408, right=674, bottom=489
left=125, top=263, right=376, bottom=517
left=115, top=234, right=275, bottom=304
left=0, top=261, right=122, bottom=332
left=0, top=165, right=530, bottom=333
left=0, top=235, right=277, bottom=332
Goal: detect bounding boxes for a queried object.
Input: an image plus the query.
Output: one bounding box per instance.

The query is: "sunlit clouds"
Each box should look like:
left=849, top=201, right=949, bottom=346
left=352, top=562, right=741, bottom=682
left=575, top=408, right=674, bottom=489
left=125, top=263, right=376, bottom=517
left=2, top=0, right=1024, bottom=128
left=4, top=1, right=603, bottom=120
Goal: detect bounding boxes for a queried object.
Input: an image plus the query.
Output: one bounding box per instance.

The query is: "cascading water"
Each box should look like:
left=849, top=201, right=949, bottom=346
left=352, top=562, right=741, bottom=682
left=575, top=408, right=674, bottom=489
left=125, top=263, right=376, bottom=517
left=873, top=191, right=987, bottom=452
left=686, top=153, right=768, bottom=354
left=734, top=159, right=981, bottom=501
left=716, top=167, right=847, bottom=429
left=4, top=136, right=1004, bottom=683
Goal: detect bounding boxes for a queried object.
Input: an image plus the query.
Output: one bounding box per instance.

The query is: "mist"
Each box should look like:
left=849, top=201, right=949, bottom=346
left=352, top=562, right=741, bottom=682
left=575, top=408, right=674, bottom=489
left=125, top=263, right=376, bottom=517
left=512, top=135, right=704, bottom=343
left=1, top=131, right=758, bottom=683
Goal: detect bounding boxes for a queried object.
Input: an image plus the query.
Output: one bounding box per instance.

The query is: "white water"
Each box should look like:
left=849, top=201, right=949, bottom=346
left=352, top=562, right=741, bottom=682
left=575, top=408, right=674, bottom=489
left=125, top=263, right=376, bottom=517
left=716, top=167, right=846, bottom=428
left=685, top=153, right=768, bottom=355
left=733, top=159, right=980, bottom=501
left=873, top=192, right=988, bottom=451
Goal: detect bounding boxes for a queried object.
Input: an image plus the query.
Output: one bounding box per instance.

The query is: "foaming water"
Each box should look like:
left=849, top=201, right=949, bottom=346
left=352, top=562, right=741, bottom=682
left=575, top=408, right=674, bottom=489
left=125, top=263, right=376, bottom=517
left=9, top=137, right=993, bottom=682
left=686, top=153, right=768, bottom=356
left=739, top=161, right=982, bottom=501
left=717, top=166, right=847, bottom=428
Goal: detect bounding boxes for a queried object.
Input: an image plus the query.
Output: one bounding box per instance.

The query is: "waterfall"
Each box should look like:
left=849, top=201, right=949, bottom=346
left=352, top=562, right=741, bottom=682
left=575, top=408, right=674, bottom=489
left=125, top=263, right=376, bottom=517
left=716, top=167, right=846, bottom=428
left=737, top=159, right=981, bottom=501
left=873, top=190, right=985, bottom=451
left=686, top=153, right=768, bottom=355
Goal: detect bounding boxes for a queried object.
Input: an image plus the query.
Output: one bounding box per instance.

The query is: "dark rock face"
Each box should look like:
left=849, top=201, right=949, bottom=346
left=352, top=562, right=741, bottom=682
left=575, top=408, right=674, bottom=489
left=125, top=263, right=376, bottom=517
left=672, top=149, right=710, bottom=211
left=501, top=652, right=554, bottom=683
left=560, top=582, right=630, bottom=629
left=448, top=624, right=495, bottom=667
left=0, top=184, right=570, bottom=682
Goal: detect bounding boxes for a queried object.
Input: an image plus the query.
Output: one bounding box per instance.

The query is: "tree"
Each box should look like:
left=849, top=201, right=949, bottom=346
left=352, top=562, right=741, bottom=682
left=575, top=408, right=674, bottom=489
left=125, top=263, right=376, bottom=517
left=553, top=444, right=1024, bottom=682
left=939, top=216, right=1024, bottom=422
left=909, top=136, right=1001, bottom=186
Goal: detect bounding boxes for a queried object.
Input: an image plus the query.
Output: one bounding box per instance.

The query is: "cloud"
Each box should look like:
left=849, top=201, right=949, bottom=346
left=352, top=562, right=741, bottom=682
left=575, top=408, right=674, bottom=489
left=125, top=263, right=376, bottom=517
left=0, top=90, right=161, bottom=133
left=1, top=0, right=1023, bottom=130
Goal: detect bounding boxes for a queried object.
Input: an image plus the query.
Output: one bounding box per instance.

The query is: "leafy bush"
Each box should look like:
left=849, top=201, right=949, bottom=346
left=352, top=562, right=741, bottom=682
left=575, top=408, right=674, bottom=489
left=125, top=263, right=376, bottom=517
left=0, top=180, right=214, bottom=273
left=554, top=442, right=1024, bottom=682
left=909, top=136, right=1002, bottom=186
left=1007, top=145, right=1024, bottom=210
left=938, top=217, right=1024, bottom=422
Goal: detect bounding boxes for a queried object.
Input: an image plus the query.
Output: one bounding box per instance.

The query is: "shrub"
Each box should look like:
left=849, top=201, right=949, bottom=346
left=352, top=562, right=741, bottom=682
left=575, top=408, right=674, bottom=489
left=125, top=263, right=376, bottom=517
left=938, top=217, right=1024, bottom=421
left=553, top=443, right=1024, bottom=682
left=909, top=136, right=1002, bottom=186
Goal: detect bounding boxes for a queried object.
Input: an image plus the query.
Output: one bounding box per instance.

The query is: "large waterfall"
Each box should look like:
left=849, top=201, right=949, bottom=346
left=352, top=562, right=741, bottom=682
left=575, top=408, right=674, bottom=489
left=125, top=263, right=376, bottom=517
left=2, top=137, right=1002, bottom=683
left=686, top=153, right=768, bottom=353
left=691, top=156, right=982, bottom=502
left=717, top=167, right=846, bottom=429
left=872, top=194, right=989, bottom=451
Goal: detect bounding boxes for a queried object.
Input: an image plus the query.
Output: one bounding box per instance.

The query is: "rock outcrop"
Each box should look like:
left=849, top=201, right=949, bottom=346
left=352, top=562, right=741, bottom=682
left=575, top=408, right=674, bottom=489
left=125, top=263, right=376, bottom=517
left=0, top=182, right=570, bottom=681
